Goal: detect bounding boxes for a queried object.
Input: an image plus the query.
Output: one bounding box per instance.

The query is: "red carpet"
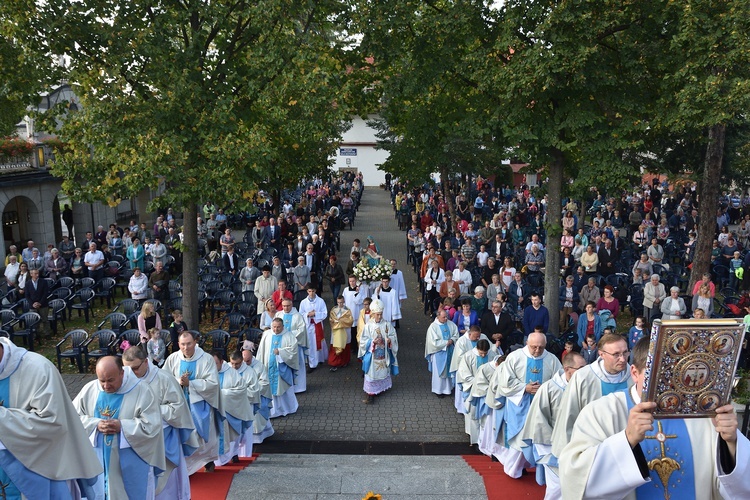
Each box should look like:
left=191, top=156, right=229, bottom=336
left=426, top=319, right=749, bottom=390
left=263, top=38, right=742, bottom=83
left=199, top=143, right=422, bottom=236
left=190, top=454, right=259, bottom=500
left=462, top=455, right=545, bottom=500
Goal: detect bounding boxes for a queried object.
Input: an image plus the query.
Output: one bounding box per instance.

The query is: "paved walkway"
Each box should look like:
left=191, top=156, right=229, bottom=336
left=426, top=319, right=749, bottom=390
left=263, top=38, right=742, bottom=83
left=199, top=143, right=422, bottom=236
left=262, top=187, right=467, bottom=445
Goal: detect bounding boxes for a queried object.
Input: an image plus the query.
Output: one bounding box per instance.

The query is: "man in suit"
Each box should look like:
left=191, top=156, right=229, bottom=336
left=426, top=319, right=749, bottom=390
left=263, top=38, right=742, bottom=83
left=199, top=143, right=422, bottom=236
left=24, top=268, right=50, bottom=336
left=223, top=245, right=241, bottom=276
left=610, top=229, right=625, bottom=260
left=480, top=300, right=514, bottom=352
left=597, top=239, right=617, bottom=276
left=263, top=217, right=282, bottom=250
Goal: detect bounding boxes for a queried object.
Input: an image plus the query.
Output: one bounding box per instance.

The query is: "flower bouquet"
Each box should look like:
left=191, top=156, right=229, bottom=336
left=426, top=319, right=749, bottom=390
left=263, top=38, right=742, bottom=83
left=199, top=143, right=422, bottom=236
left=353, top=259, right=392, bottom=285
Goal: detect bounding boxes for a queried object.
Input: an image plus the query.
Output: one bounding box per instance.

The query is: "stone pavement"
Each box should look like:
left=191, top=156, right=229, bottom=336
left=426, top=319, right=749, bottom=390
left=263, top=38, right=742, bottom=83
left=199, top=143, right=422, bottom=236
left=227, top=454, right=487, bottom=500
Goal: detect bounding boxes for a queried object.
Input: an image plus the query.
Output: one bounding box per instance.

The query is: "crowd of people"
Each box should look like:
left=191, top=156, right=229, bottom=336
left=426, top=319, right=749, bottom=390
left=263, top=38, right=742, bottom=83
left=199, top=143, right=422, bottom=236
left=403, top=176, right=750, bottom=498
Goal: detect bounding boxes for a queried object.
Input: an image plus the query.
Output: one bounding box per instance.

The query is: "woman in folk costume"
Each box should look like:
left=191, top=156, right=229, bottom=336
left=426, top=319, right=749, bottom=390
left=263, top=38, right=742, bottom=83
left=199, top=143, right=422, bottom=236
left=328, top=295, right=354, bottom=371
left=357, top=299, right=399, bottom=404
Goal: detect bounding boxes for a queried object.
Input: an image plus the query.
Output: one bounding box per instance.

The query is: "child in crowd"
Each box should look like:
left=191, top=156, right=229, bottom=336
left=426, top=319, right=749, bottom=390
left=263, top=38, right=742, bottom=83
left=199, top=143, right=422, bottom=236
left=582, top=335, right=598, bottom=364
left=560, top=340, right=577, bottom=361
left=729, top=251, right=743, bottom=291
left=168, top=309, right=188, bottom=354
left=147, top=327, right=166, bottom=366
left=628, top=316, right=646, bottom=350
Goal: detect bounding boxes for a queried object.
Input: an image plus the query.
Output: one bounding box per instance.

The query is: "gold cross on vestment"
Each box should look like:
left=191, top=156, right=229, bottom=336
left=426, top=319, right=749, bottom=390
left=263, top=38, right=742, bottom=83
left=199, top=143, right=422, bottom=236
left=644, top=421, right=680, bottom=500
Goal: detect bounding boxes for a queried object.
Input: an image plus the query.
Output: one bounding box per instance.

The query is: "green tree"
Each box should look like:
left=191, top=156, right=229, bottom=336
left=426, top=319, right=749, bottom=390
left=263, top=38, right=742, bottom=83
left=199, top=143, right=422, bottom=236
left=0, top=34, right=45, bottom=136
left=652, top=0, right=750, bottom=290
left=356, top=0, right=510, bottom=220
left=3, top=0, right=360, bottom=327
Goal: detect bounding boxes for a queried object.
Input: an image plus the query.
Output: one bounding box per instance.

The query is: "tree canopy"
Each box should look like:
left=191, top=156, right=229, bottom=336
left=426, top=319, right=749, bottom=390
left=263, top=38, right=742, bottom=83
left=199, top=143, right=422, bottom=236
left=2, top=0, right=364, bottom=326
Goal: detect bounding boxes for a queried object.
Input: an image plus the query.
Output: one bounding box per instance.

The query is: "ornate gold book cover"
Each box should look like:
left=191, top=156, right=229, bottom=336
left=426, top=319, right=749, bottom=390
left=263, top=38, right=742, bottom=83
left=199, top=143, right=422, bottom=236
left=642, top=318, right=745, bottom=418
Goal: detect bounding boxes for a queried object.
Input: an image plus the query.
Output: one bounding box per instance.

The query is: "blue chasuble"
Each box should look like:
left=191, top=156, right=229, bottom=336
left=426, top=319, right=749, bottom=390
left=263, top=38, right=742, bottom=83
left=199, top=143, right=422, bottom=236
left=626, top=393, right=696, bottom=500
left=92, top=391, right=151, bottom=500
left=601, top=379, right=629, bottom=396
left=428, top=324, right=454, bottom=378
left=179, top=358, right=211, bottom=442
left=505, top=357, right=544, bottom=444
left=267, top=335, right=295, bottom=394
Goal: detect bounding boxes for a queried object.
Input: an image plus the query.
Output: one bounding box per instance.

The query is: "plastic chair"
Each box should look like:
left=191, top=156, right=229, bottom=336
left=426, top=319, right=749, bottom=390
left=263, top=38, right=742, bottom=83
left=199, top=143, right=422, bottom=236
left=116, top=298, right=141, bottom=317
left=0, top=329, right=9, bottom=338
left=211, top=290, right=235, bottom=322
left=234, top=301, right=257, bottom=321
left=115, top=329, right=143, bottom=356
left=79, top=277, right=96, bottom=289
left=220, top=312, right=247, bottom=337
left=56, top=329, right=89, bottom=373
left=84, top=330, right=116, bottom=367
left=97, top=312, right=129, bottom=334
left=57, top=276, right=75, bottom=290
left=10, top=312, right=41, bottom=351
left=205, top=329, right=231, bottom=360
left=47, top=298, right=68, bottom=336
left=159, top=329, right=173, bottom=351
left=69, top=288, right=96, bottom=323
left=94, top=277, right=117, bottom=307
left=0, top=309, right=16, bottom=333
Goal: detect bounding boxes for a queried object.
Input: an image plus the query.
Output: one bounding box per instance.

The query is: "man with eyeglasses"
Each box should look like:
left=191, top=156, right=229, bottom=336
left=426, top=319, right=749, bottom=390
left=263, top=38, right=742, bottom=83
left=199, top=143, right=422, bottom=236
left=490, top=331, right=562, bottom=478
left=551, top=333, right=633, bottom=464
left=560, top=337, right=750, bottom=499
left=520, top=351, right=586, bottom=500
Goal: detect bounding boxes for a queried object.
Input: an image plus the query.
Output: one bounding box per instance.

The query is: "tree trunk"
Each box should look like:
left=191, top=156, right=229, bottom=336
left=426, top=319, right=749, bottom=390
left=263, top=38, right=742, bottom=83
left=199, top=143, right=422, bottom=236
left=181, top=204, right=200, bottom=329
left=441, top=166, right=457, bottom=228
left=545, top=148, right=564, bottom=336
left=690, top=124, right=725, bottom=292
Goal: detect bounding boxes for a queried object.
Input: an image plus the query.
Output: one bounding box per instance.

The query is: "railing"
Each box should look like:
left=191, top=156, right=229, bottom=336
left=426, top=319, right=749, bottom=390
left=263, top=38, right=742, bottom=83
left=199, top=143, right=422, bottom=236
left=0, top=155, right=35, bottom=171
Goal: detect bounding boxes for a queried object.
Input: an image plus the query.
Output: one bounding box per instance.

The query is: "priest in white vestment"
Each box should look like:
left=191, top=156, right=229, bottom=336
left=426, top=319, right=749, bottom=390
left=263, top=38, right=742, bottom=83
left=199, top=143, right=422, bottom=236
left=240, top=343, right=274, bottom=443
left=493, top=332, right=562, bottom=478
left=358, top=299, right=399, bottom=404
left=374, top=276, right=402, bottom=327
left=450, top=326, right=493, bottom=413
left=425, top=310, right=460, bottom=396
left=73, top=356, right=165, bottom=499
left=123, top=347, right=199, bottom=500
left=560, top=337, right=750, bottom=499
left=298, top=285, right=328, bottom=368
left=256, top=318, right=300, bottom=417
left=457, top=339, right=500, bottom=445
left=551, top=332, right=632, bottom=461
left=230, top=350, right=262, bottom=458
left=519, top=352, right=586, bottom=500
left=0, top=338, right=102, bottom=499
left=213, top=352, right=254, bottom=466
left=343, top=275, right=368, bottom=328
left=276, top=298, right=308, bottom=392
left=388, top=259, right=408, bottom=302
left=476, top=356, right=505, bottom=458
left=163, top=331, right=221, bottom=474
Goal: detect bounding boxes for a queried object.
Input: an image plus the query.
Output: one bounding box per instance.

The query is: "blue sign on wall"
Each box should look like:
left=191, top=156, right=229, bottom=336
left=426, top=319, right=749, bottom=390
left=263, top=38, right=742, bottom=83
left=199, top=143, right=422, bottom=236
left=339, top=148, right=357, bottom=156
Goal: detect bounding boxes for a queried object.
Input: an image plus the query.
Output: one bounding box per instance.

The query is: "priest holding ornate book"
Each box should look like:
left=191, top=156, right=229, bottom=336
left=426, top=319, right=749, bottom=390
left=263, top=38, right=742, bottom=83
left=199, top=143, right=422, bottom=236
left=560, top=337, right=750, bottom=499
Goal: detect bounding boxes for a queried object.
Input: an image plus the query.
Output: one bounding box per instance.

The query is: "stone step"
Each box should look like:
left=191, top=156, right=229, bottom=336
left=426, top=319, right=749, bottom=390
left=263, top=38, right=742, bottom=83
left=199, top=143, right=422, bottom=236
left=227, top=454, right=487, bottom=499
